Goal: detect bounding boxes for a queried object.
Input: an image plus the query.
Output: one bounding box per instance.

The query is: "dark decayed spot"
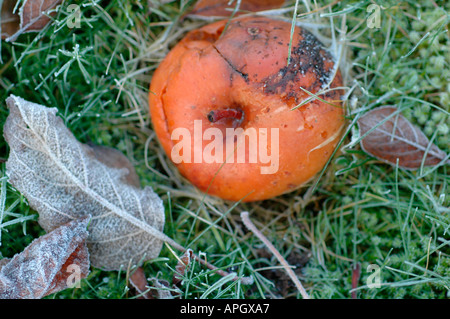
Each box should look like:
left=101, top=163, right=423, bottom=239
left=262, top=28, right=334, bottom=102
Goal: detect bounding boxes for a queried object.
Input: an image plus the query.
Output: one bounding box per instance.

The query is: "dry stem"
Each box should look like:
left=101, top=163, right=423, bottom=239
left=240, top=211, right=310, bottom=299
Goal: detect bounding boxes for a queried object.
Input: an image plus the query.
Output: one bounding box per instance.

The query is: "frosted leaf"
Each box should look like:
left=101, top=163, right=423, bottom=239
left=1, top=0, right=20, bottom=40
left=129, top=267, right=153, bottom=299
left=173, top=249, right=193, bottom=286
left=2, top=0, right=62, bottom=42
left=0, top=217, right=90, bottom=299
left=358, top=106, right=448, bottom=169
left=3, top=95, right=167, bottom=270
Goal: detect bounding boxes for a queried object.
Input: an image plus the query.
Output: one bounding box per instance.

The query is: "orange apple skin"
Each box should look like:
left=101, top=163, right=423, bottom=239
left=149, top=16, right=345, bottom=202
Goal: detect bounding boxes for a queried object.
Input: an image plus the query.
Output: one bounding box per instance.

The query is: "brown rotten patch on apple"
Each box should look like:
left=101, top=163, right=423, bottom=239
left=149, top=16, right=345, bottom=202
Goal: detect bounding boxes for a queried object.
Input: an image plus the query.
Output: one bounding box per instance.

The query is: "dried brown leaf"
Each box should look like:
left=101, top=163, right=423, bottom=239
left=357, top=106, right=448, bottom=169
left=1, top=0, right=61, bottom=41
left=150, top=277, right=174, bottom=299
left=0, top=217, right=90, bottom=299
left=1, top=0, right=20, bottom=39
left=21, top=0, right=60, bottom=31
left=173, top=248, right=193, bottom=286
left=189, top=0, right=285, bottom=17
left=3, top=95, right=168, bottom=270
left=129, top=268, right=175, bottom=299
left=129, top=267, right=153, bottom=299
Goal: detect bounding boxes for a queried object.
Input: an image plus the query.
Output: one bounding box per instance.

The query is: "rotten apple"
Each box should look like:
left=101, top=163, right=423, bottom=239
left=149, top=16, right=345, bottom=202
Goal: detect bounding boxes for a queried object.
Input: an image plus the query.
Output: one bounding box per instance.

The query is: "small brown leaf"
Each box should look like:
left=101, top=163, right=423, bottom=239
left=189, top=0, right=285, bottom=17
left=357, top=106, right=448, bottom=169
left=1, top=0, right=20, bottom=39
left=150, top=277, right=174, bottom=299
left=173, top=248, right=193, bottom=285
left=0, top=216, right=90, bottom=299
left=129, top=267, right=152, bottom=299
left=129, top=269, right=175, bottom=299
left=21, top=0, right=60, bottom=31
left=1, top=0, right=61, bottom=41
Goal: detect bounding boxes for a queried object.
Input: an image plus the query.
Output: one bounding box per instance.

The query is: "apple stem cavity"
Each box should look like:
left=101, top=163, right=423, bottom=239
left=207, top=108, right=243, bottom=124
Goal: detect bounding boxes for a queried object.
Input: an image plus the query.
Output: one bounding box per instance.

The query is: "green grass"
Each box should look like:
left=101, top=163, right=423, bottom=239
left=0, top=0, right=449, bottom=299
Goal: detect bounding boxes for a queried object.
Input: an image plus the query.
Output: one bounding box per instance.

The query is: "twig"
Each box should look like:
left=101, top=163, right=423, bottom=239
left=240, top=211, right=310, bottom=299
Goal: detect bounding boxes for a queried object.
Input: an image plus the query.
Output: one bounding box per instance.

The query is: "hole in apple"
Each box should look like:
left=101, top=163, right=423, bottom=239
left=207, top=107, right=244, bottom=128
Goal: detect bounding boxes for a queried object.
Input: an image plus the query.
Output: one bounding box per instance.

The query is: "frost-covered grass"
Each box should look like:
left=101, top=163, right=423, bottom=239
left=0, top=0, right=449, bottom=299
